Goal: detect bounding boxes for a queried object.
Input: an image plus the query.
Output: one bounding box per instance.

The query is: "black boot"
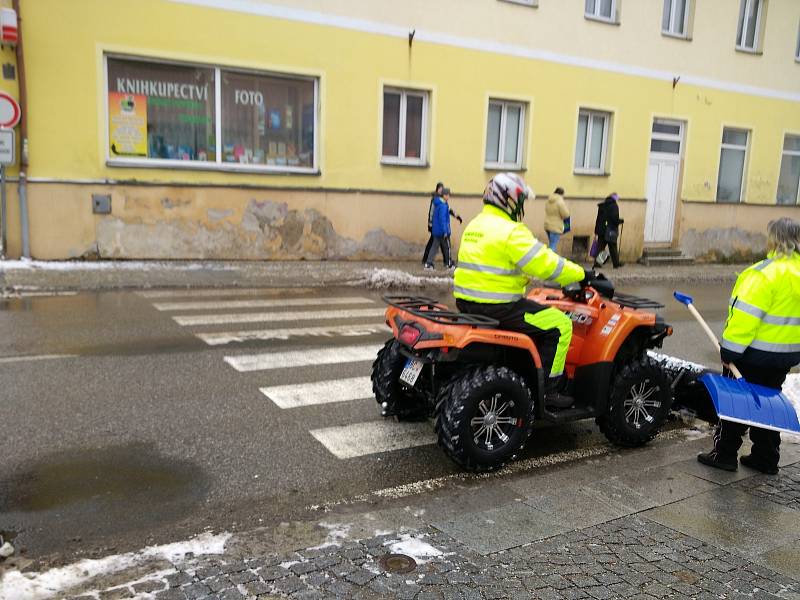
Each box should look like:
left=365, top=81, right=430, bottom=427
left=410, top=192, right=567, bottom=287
left=544, top=376, right=574, bottom=409
left=740, top=454, right=779, bottom=475
left=697, top=451, right=738, bottom=472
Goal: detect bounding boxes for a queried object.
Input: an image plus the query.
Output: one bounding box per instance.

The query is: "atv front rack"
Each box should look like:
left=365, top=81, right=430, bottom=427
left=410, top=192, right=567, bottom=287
left=382, top=295, right=500, bottom=328
left=612, top=293, right=664, bottom=310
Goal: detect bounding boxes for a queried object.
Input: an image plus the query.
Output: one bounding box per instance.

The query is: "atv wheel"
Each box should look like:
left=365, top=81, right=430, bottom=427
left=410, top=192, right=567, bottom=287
left=436, top=365, right=534, bottom=472
left=371, top=339, right=427, bottom=420
left=598, top=357, right=672, bottom=447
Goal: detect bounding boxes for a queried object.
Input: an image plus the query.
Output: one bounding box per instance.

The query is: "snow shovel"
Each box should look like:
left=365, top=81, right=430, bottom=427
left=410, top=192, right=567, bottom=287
left=673, top=291, right=800, bottom=434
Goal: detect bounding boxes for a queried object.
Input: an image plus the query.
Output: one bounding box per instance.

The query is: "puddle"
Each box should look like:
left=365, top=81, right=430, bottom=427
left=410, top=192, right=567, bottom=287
left=0, top=443, right=206, bottom=514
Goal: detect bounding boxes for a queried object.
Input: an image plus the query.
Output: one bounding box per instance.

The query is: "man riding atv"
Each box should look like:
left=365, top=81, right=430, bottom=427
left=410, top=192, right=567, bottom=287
left=454, top=173, right=588, bottom=408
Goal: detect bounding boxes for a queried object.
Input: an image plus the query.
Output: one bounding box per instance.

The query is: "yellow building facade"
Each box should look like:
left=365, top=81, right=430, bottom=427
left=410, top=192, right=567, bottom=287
left=1, top=0, right=799, bottom=260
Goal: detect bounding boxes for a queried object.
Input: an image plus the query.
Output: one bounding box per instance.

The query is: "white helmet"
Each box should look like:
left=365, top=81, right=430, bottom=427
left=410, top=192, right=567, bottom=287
left=484, top=172, right=533, bottom=222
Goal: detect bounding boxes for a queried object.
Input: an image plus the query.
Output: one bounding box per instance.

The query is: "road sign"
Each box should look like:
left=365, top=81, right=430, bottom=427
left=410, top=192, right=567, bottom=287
left=0, top=128, right=13, bottom=165
left=0, top=92, right=20, bottom=129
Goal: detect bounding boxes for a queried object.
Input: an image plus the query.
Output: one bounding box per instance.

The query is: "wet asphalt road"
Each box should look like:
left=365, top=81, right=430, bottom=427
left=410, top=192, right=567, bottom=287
left=0, top=281, right=731, bottom=563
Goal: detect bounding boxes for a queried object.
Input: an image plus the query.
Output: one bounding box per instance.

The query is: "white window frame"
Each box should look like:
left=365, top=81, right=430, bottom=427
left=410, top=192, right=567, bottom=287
left=777, top=134, right=800, bottom=205
left=574, top=109, right=611, bottom=175
left=716, top=127, right=750, bottom=203
left=498, top=0, right=538, bottom=7
left=650, top=119, right=684, bottom=156
left=661, top=0, right=691, bottom=39
left=584, top=0, right=619, bottom=24
left=380, top=87, right=429, bottom=167
left=104, top=54, right=320, bottom=174
left=736, top=0, right=764, bottom=53
left=484, top=100, right=526, bottom=171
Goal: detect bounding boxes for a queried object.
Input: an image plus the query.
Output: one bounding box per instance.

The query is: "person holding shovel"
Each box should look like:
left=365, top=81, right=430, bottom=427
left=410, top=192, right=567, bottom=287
left=698, top=217, right=800, bottom=474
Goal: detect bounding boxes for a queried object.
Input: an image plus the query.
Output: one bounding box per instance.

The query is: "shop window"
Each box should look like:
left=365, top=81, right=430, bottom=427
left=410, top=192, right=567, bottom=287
left=106, top=56, right=318, bottom=173
left=382, top=88, right=428, bottom=166
left=777, top=135, right=800, bottom=205
left=485, top=100, right=526, bottom=170
left=107, top=57, right=216, bottom=162
left=221, top=70, right=314, bottom=168
left=585, top=0, right=618, bottom=23
left=736, top=0, right=765, bottom=52
left=716, top=128, right=749, bottom=203
left=662, top=0, right=691, bottom=38
left=574, top=109, right=611, bottom=174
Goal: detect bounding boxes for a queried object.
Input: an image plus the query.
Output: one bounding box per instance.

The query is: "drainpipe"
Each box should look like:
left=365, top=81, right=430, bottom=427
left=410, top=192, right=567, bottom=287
left=12, top=0, right=29, bottom=258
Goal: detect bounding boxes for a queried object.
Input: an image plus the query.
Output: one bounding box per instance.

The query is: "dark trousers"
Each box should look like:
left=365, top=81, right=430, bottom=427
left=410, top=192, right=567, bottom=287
left=456, top=298, right=561, bottom=378
left=712, top=362, right=788, bottom=469
left=422, top=233, right=435, bottom=264
left=594, top=238, right=620, bottom=268
left=424, top=235, right=451, bottom=267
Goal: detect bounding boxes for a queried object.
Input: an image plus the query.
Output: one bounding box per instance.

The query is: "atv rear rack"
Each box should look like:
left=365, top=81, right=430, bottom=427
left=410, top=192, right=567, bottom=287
left=382, top=295, right=500, bottom=328
left=612, top=293, right=664, bottom=310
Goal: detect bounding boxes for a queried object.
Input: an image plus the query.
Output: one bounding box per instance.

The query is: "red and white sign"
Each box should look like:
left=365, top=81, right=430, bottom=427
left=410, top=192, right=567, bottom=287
left=0, top=92, right=20, bottom=128
left=0, top=8, right=17, bottom=44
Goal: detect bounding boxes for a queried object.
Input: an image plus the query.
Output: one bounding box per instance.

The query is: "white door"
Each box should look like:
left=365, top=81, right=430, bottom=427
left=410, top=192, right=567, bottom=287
left=644, top=120, right=683, bottom=244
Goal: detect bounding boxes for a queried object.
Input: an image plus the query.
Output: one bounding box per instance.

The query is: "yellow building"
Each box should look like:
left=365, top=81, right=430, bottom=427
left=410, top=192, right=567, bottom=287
left=0, top=0, right=799, bottom=261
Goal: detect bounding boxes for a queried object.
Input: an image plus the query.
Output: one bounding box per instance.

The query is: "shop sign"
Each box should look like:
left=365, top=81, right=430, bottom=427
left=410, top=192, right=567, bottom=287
left=0, top=128, right=14, bottom=165
left=108, top=92, right=147, bottom=157
left=0, top=92, right=20, bottom=128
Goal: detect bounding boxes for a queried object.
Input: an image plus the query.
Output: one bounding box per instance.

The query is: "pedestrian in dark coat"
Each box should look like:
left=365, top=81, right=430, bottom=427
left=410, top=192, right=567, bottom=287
left=422, top=182, right=445, bottom=264
left=593, top=193, right=624, bottom=269
left=424, top=188, right=454, bottom=269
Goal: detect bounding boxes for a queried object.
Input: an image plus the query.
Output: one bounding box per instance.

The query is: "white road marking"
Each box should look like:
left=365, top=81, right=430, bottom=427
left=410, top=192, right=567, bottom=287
left=175, top=308, right=386, bottom=327
left=261, top=376, right=374, bottom=409
left=224, top=343, right=384, bottom=372
left=0, top=354, right=78, bottom=364
left=153, top=296, right=373, bottom=311
left=310, top=420, right=434, bottom=459
left=137, top=288, right=314, bottom=298
left=198, top=323, right=389, bottom=346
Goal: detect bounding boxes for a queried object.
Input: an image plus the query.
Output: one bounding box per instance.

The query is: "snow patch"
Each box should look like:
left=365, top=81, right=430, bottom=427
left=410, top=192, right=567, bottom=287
left=0, top=260, right=234, bottom=272
left=648, top=351, right=705, bottom=373
left=385, top=534, right=443, bottom=564
left=309, top=522, right=351, bottom=550
left=355, top=268, right=453, bottom=290
left=0, top=531, right=231, bottom=600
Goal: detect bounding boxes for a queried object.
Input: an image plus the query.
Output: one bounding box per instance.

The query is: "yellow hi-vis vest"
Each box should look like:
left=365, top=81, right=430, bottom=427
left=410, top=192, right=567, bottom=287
left=454, top=204, right=585, bottom=303
left=721, top=252, right=800, bottom=359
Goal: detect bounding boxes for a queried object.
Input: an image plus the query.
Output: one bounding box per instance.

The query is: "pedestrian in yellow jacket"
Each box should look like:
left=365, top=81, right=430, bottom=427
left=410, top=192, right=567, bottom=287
left=454, top=173, right=586, bottom=408
left=544, top=187, right=570, bottom=251
left=698, top=217, right=800, bottom=475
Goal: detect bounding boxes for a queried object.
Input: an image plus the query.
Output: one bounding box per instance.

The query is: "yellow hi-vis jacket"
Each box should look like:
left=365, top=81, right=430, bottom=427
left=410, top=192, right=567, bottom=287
left=454, top=204, right=585, bottom=303
left=721, top=252, right=800, bottom=368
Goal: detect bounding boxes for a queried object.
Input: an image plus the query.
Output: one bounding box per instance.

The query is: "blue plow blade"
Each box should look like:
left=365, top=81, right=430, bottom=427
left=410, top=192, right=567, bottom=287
left=699, top=373, right=800, bottom=434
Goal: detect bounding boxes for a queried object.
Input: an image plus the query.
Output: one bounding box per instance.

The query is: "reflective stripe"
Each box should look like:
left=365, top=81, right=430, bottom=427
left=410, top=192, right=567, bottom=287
left=457, top=261, right=520, bottom=276
left=547, top=257, right=565, bottom=281
left=754, top=258, right=774, bottom=272
left=749, top=340, right=800, bottom=353
left=731, top=299, right=800, bottom=325
left=453, top=286, right=523, bottom=302
left=517, top=242, right=544, bottom=268
left=721, top=339, right=747, bottom=353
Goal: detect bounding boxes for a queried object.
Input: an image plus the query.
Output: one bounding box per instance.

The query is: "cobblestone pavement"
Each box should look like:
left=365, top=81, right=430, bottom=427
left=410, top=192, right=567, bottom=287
left=59, top=469, right=800, bottom=600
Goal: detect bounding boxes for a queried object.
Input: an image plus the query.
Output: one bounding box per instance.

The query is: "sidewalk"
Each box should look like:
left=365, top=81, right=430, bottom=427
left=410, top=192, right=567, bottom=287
left=0, top=259, right=742, bottom=293
left=5, top=429, right=800, bottom=599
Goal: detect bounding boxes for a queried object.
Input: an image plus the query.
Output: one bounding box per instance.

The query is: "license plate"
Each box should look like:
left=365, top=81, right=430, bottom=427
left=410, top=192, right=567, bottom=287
left=399, top=358, right=424, bottom=386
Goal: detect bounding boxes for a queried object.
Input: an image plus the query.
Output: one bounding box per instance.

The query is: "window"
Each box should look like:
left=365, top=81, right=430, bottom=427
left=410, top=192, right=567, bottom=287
left=106, top=56, right=318, bottom=172
left=585, top=0, right=617, bottom=23
left=662, top=0, right=689, bottom=37
left=650, top=120, right=682, bottom=154
left=574, top=110, right=611, bottom=174
left=736, top=0, right=764, bottom=52
left=382, top=88, right=428, bottom=165
left=777, top=135, right=800, bottom=205
left=485, top=100, right=526, bottom=169
left=716, top=128, right=749, bottom=203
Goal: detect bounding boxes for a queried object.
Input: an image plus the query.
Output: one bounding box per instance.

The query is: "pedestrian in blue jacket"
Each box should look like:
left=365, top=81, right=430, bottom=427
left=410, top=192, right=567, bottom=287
left=424, top=188, right=454, bottom=269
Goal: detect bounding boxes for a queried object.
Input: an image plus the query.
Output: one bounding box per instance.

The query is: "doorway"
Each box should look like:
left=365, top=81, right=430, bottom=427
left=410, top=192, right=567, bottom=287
left=644, top=119, right=684, bottom=244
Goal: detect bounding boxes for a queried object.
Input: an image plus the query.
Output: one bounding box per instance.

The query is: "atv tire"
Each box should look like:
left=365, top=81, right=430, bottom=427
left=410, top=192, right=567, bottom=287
left=436, top=365, right=534, bottom=472
left=371, top=339, right=427, bottom=420
left=598, top=356, right=672, bottom=447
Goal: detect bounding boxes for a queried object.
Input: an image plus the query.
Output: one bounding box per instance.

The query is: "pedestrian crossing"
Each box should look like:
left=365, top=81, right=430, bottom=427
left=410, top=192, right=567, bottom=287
left=142, top=287, right=435, bottom=461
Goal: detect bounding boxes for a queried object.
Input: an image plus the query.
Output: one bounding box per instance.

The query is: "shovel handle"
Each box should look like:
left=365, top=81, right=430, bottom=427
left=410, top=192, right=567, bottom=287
left=681, top=299, right=744, bottom=380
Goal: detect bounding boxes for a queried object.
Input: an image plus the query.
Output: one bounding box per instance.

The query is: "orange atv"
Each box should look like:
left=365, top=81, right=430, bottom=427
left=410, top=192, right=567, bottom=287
left=371, top=275, right=674, bottom=471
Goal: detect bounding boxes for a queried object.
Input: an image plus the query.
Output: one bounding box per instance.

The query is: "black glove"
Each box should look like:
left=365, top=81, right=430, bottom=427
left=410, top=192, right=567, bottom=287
left=580, top=269, right=596, bottom=287
left=456, top=216, right=463, bottom=224
left=618, top=218, right=625, bottom=224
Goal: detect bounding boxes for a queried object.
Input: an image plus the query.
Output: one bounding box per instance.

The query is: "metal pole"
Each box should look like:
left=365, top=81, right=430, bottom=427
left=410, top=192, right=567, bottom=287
left=19, top=169, right=28, bottom=258
left=0, top=165, right=6, bottom=259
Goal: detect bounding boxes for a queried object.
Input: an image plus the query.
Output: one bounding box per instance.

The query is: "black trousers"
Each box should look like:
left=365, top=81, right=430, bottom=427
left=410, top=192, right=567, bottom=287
left=594, top=237, right=620, bottom=268
left=424, top=235, right=451, bottom=267
left=712, top=362, right=788, bottom=469
left=456, top=298, right=561, bottom=379
left=422, top=233, right=435, bottom=264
